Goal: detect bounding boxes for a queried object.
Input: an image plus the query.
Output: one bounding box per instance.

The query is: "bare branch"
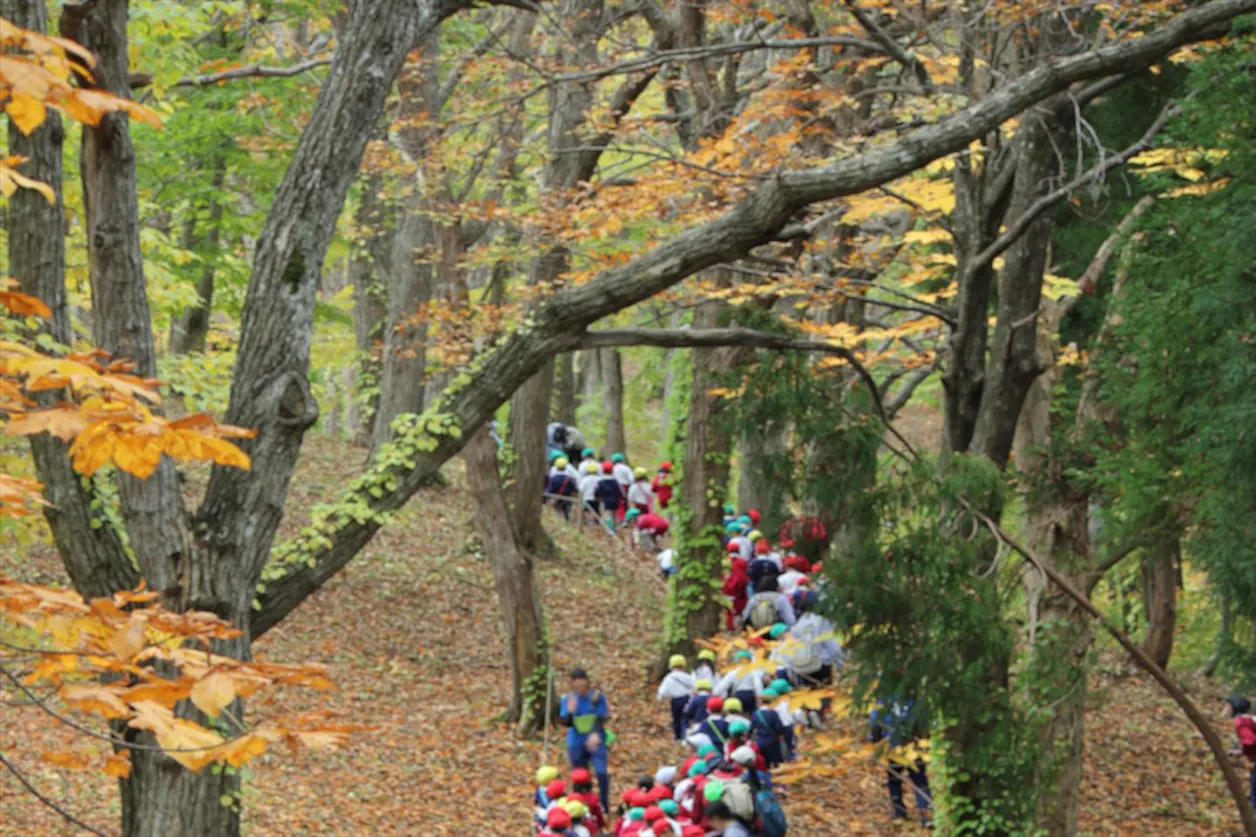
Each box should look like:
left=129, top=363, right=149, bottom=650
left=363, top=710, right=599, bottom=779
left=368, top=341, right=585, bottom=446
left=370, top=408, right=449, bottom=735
left=169, top=57, right=333, bottom=88
left=884, top=365, right=934, bottom=418
left=0, top=750, right=112, bottom=837
left=577, top=326, right=920, bottom=459
left=843, top=0, right=933, bottom=90
left=970, top=100, right=1177, bottom=274
left=1077, top=194, right=1156, bottom=293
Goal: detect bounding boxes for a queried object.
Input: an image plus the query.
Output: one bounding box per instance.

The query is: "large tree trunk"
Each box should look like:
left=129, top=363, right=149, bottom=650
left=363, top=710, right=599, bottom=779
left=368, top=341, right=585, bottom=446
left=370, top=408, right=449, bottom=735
left=602, top=348, right=626, bottom=455
left=170, top=150, right=227, bottom=355
left=371, top=207, right=431, bottom=449
left=553, top=353, right=577, bottom=426
left=3, top=0, right=138, bottom=601
left=463, top=424, right=550, bottom=734
left=1141, top=530, right=1179, bottom=669
left=665, top=289, right=740, bottom=657
left=349, top=167, right=393, bottom=447
left=578, top=349, right=601, bottom=417
left=509, top=358, right=556, bottom=552
left=737, top=424, right=788, bottom=530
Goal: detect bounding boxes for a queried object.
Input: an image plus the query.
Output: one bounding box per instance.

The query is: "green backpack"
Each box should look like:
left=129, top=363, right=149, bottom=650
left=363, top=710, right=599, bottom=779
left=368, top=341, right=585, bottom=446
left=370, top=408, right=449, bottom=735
left=572, top=689, right=604, bottom=736
left=748, top=595, right=778, bottom=630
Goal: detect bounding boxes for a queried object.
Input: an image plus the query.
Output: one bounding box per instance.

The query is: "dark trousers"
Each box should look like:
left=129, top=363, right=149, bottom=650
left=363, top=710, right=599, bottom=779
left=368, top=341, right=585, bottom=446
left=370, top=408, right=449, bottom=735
left=1250, top=764, right=1256, bottom=811
left=670, top=696, right=688, bottom=741
left=734, top=689, right=758, bottom=715
left=887, top=759, right=931, bottom=821
left=568, top=744, right=610, bottom=813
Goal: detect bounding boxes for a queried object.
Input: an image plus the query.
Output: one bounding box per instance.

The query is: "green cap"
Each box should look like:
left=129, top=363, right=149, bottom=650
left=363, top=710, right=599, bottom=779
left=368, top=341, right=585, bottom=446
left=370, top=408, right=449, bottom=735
left=625, top=508, right=641, bottom=521
left=697, top=744, right=718, bottom=758
left=769, top=623, right=790, bottom=639
left=762, top=685, right=781, bottom=698
left=688, top=761, right=709, bottom=778
left=770, top=678, right=793, bottom=693
left=723, top=504, right=735, bottom=515
left=628, top=807, right=645, bottom=821
left=612, top=453, right=625, bottom=463
left=581, top=447, right=595, bottom=457
left=728, top=719, right=751, bottom=736
left=659, top=799, right=679, bottom=816
left=548, top=450, right=562, bottom=462
left=703, top=779, right=726, bottom=803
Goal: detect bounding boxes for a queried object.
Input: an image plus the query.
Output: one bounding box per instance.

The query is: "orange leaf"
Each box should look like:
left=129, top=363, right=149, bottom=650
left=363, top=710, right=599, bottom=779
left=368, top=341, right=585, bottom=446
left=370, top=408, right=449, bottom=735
left=59, top=683, right=130, bottom=719
left=0, top=289, right=51, bottom=317
left=41, top=750, right=91, bottom=770
left=103, top=751, right=132, bottom=778
left=108, top=618, right=147, bottom=661
left=6, top=406, right=90, bottom=441
left=189, top=671, right=237, bottom=718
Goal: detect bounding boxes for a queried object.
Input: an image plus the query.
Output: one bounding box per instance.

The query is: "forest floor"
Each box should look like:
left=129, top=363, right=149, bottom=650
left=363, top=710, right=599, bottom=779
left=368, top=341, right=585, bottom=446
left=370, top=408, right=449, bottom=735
left=0, top=436, right=1246, bottom=836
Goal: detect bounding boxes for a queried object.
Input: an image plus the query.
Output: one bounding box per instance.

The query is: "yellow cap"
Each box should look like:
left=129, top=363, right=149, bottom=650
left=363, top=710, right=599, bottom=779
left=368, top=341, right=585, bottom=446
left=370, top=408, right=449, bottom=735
left=723, top=697, right=743, bottom=714
left=669, top=654, right=687, bottom=669
left=748, top=530, right=763, bottom=541
left=536, top=765, right=559, bottom=785
left=563, top=800, right=588, bottom=818
left=696, top=678, right=712, bottom=690
left=697, top=649, right=716, bottom=662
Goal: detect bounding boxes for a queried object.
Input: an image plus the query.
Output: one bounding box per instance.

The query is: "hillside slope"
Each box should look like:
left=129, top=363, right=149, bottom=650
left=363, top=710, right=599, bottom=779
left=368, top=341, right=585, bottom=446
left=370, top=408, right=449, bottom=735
left=0, top=438, right=1243, bottom=835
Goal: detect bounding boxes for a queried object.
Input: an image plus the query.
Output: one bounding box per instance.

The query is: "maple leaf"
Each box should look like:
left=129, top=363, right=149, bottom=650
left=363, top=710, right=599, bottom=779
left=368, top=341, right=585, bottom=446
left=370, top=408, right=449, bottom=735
left=59, top=683, right=130, bottom=719
left=0, top=155, right=54, bottom=203
left=103, top=751, right=132, bottom=778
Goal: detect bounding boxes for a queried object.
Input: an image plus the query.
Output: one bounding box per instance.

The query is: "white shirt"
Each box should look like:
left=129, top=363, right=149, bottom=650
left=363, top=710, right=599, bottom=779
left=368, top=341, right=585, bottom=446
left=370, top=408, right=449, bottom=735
left=612, top=462, right=634, bottom=490
left=728, top=535, right=752, bottom=561
left=693, top=662, right=717, bottom=682
left=657, top=548, right=675, bottom=573
left=714, top=665, right=765, bottom=697
left=657, top=670, right=696, bottom=701
left=579, top=473, right=599, bottom=502
left=777, top=570, right=807, bottom=595
left=627, top=481, right=655, bottom=509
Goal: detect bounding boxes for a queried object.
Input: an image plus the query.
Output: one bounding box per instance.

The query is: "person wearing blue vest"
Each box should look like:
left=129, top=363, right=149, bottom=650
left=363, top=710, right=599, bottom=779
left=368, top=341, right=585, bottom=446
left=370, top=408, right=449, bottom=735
left=559, top=667, right=611, bottom=814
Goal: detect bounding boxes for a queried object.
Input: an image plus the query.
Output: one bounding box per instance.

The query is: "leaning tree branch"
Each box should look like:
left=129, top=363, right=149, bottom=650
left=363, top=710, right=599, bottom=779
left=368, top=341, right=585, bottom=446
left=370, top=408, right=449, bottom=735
left=1077, top=194, right=1156, bottom=294
left=169, top=57, right=334, bottom=88
left=962, top=500, right=1256, bottom=837
left=252, top=0, right=1256, bottom=636
left=578, top=326, right=921, bottom=458
left=970, top=99, right=1177, bottom=274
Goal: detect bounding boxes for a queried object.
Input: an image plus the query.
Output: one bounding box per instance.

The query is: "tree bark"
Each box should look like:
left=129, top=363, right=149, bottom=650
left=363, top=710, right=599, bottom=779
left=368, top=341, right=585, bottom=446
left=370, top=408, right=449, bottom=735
left=463, top=424, right=550, bottom=734
left=371, top=206, right=431, bottom=449
left=170, top=150, right=227, bottom=355
left=3, top=0, right=138, bottom=601
left=252, top=0, right=1253, bottom=633
left=578, top=349, right=602, bottom=417
left=601, top=348, right=626, bottom=456
left=349, top=168, right=393, bottom=447
left=1141, top=530, right=1179, bottom=669
left=508, top=357, right=556, bottom=552
left=738, top=425, right=788, bottom=530
left=553, top=352, right=577, bottom=426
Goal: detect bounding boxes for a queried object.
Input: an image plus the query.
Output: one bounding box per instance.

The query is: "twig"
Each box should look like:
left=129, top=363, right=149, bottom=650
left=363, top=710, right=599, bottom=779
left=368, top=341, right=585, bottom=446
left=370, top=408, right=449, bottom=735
left=843, top=0, right=933, bottom=91
left=0, top=750, right=113, bottom=837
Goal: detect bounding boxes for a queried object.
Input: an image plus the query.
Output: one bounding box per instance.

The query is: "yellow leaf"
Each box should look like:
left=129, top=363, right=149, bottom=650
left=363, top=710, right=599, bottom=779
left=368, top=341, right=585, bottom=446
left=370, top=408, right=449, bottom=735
left=108, top=618, right=147, bottom=661
left=5, top=93, right=46, bottom=134
left=41, top=750, right=91, bottom=770
left=103, top=752, right=132, bottom=778
left=59, top=683, right=130, bottom=719
left=189, top=671, right=237, bottom=718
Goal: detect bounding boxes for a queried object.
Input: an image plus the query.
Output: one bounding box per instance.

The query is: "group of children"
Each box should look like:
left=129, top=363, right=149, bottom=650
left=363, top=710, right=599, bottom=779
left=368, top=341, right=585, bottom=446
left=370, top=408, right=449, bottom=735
left=545, top=448, right=673, bottom=545
left=534, top=647, right=798, bottom=837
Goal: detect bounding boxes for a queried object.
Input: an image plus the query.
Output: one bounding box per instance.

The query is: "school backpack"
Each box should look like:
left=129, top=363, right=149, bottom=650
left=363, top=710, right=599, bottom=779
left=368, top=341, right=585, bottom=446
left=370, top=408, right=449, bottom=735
left=721, top=779, right=756, bottom=822
left=780, top=619, right=823, bottom=676
left=747, top=594, right=778, bottom=630
left=755, top=786, right=788, bottom=837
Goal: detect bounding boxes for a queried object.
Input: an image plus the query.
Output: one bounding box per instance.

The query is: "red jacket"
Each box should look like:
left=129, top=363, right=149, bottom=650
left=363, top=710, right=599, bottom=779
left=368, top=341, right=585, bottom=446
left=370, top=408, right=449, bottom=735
left=1236, top=715, right=1256, bottom=761
left=571, top=790, right=605, bottom=832
left=652, top=474, right=673, bottom=509
left=722, top=558, right=750, bottom=629
left=636, top=513, right=670, bottom=535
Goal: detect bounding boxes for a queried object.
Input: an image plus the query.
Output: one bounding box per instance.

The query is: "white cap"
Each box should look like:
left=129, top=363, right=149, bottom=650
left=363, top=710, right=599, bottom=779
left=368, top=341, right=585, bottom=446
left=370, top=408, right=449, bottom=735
left=731, top=746, right=757, bottom=766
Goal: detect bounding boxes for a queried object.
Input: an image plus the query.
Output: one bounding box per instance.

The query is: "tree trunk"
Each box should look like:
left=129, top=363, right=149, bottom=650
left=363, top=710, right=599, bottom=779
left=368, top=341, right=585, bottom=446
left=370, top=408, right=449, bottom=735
left=170, top=150, right=227, bottom=355
left=508, top=358, right=556, bottom=552
left=463, top=424, right=549, bottom=734
left=4, top=0, right=138, bottom=601
left=602, top=347, right=626, bottom=456
left=664, top=288, right=739, bottom=657
left=737, top=424, right=788, bottom=530
left=371, top=207, right=431, bottom=450
left=578, top=349, right=602, bottom=418
left=553, top=353, right=576, bottom=425
left=1141, top=530, right=1179, bottom=670
left=349, top=168, right=393, bottom=447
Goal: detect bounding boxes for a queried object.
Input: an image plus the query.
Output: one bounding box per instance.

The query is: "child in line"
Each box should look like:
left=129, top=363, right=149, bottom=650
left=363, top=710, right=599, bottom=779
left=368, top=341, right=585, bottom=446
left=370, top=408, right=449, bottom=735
left=658, top=655, right=697, bottom=742
left=595, top=461, right=622, bottom=532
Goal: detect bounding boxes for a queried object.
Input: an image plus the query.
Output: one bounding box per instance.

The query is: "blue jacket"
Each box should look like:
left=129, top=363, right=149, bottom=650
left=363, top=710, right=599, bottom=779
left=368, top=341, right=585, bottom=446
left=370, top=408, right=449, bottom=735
left=560, top=689, right=609, bottom=750
left=547, top=473, right=577, bottom=497
left=869, top=698, right=921, bottom=747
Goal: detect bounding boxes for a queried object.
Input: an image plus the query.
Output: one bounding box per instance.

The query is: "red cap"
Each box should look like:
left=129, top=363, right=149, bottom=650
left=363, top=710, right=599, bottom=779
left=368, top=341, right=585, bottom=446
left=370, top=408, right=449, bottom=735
left=546, top=779, right=566, bottom=799
left=650, top=784, right=672, bottom=800
left=653, top=821, right=672, bottom=835
left=659, top=461, right=673, bottom=471
left=748, top=509, right=761, bottom=524
left=621, top=789, right=635, bottom=803
left=570, top=767, right=591, bottom=785
left=683, top=827, right=705, bottom=837
left=631, top=790, right=651, bottom=808
left=784, top=553, right=808, bottom=571
left=602, top=461, right=614, bottom=473
left=798, top=575, right=810, bottom=586
left=645, top=805, right=665, bottom=822
left=726, top=541, right=740, bottom=553
left=706, top=696, right=724, bottom=712
left=754, top=538, right=770, bottom=555
left=547, top=808, right=572, bottom=829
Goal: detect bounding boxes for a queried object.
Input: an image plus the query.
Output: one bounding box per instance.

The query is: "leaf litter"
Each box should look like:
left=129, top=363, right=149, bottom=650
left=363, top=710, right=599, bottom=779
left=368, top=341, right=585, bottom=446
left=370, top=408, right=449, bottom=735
left=0, top=437, right=1242, bottom=835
